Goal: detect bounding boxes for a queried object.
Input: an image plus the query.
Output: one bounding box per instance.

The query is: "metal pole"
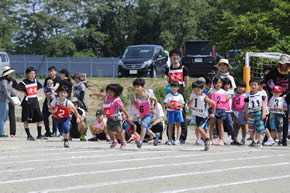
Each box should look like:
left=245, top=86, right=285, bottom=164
left=90, top=57, right=93, bottom=77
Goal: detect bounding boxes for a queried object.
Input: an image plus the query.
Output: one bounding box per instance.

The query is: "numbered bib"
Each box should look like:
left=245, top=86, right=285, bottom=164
left=103, top=103, right=115, bottom=117
left=53, top=104, right=71, bottom=119
left=191, top=95, right=208, bottom=118
left=211, top=93, right=226, bottom=109
left=22, top=79, right=38, bottom=98
left=135, top=100, right=150, bottom=117
left=248, top=95, right=263, bottom=112
left=232, top=94, right=246, bottom=111
left=168, top=100, right=182, bottom=110
left=269, top=97, right=285, bottom=114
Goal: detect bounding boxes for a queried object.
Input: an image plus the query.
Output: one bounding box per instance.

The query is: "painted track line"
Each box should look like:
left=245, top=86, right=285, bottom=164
left=28, top=162, right=290, bottom=193
left=160, top=174, right=290, bottom=193
left=1, top=153, right=288, bottom=185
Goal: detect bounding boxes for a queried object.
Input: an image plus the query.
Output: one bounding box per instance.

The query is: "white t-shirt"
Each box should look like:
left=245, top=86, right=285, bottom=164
left=164, top=92, right=185, bottom=111
left=269, top=96, right=287, bottom=114
left=225, top=89, right=234, bottom=112
left=153, top=103, right=165, bottom=130
left=260, top=90, right=269, bottom=115
left=189, top=93, right=209, bottom=118
left=50, top=97, right=74, bottom=108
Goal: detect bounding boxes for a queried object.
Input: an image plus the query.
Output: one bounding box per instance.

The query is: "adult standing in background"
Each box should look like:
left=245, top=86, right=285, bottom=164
left=8, top=78, right=18, bottom=137
left=73, top=72, right=87, bottom=111
left=165, top=48, right=189, bottom=144
left=265, top=54, right=290, bottom=146
left=43, top=66, right=61, bottom=137
left=0, top=66, right=16, bottom=137
left=57, top=68, right=72, bottom=98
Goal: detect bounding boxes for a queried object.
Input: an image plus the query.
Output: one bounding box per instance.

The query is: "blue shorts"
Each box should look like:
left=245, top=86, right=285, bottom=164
left=196, top=116, right=208, bottom=129
left=54, top=118, right=70, bottom=134
left=209, top=108, right=226, bottom=120
left=167, top=110, right=184, bottom=124
left=141, top=113, right=153, bottom=133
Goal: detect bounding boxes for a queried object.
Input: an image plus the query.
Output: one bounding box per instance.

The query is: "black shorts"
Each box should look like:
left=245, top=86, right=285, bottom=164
left=196, top=116, right=208, bottom=128
left=22, top=106, right=43, bottom=123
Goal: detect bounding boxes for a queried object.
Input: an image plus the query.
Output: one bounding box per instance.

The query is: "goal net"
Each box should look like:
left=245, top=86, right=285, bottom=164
left=243, top=52, right=283, bottom=92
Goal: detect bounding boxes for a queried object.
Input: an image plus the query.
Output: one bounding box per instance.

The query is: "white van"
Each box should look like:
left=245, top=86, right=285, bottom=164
left=0, top=52, right=10, bottom=75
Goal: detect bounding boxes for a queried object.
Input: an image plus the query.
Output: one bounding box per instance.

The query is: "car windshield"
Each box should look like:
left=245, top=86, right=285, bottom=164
left=122, top=47, right=154, bottom=58
left=185, top=42, right=212, bottom=55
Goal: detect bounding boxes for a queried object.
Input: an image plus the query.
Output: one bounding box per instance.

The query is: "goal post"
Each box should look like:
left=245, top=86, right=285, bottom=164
left=243, top=52, right=283, bottom=92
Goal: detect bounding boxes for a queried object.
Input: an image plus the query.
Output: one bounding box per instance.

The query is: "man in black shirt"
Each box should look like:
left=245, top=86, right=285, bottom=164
left=43, top=66, right=61, bottom=137
left=165, top=49, right=189, bottom=144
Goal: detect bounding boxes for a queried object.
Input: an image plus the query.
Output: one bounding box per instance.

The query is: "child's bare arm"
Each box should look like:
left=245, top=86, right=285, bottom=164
left=205, top=97, right=216, bottom=117
left=89, top=93, right=105, bottom=98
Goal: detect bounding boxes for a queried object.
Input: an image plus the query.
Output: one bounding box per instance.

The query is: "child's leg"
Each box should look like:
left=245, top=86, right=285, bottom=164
left=217, top=119, right=224, bottom=145
left=197, top=127, right=208, bottom=140
left=241, top=125, right=246, bottom=139
left=195, top=127, right=201, bottom=141
left=63, top=119, right=70, bottom=140
left=108, top=130, right=115, bottom=141
left=176, top=123, right=182, bottom=140
left=78, top=122, right=86, bottom=136
left=89, top=125, right=97, bottom=137
left=140, top=125, right=147, bottom=141
left=168, top=124, right=173, bottom=140
left=209, top=118, right=215, bottom=142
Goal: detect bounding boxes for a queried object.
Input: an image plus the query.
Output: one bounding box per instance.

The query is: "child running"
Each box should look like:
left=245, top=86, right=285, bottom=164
left=121, top=112, right=140, bottom=143
left=188, top=80, right=216, bottom=151
left=268, top=85, right=288, bottom=145
left=90, top=84, right=129, bottom=149
left=49, top=86, right=80, bottom=148
left=245, top=78, right=266, bottom=148
left=232, top=81, right=247, bottom=145
left=164, top=81, right=185, bottom=145
left=131, top=78, right=160, bottom=148
left=208, top=76, right=230, bottom=145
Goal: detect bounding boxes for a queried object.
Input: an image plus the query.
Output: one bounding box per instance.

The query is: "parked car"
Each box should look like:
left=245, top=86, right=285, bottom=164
left=0, top=52, right=10, bottom=75
left=182, top=40, right=221, bottom=77
left=118, top=45, right=168, bottom=78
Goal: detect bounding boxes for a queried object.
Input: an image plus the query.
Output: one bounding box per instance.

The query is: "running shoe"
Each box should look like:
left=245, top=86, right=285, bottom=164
left=263, top=138, right=275, bottom=146
left=64, top=141, right=69, bottom=148
left=195, top=140, right=205, bottom=146
left=248, top=141, right=256, bottom=147
left=204, top=139, right=210, bottom=151
left=10, top=134, right=15, bottom=138
left=255, top=141, right=262, bottom=148
left=88, top=137, right=98, bottom=141
left=240, top=138, right=246, bottom=145
left=80, top=135, right=87, bottom=141
left=153, top=133, right=160, bottom=146
left=173, top=139, right=180, bottom=145
left=120, top=141, right=126, bottom=149
left=27, top=135, right=35, bottom=141
left=167, top=140, right=173, bottom=145
left=110, top=140, right=118, bottom=148
left=37, top=135, right=48, bottom=140
left=231, top=140, right=242, bottom=145
left=136, top=140, right=143, bottom=148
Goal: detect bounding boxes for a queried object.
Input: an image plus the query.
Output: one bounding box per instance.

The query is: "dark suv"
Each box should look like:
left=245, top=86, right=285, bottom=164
left=182, top=40, right=221, bottom=77
left=118, top=45, right=168, bottom=78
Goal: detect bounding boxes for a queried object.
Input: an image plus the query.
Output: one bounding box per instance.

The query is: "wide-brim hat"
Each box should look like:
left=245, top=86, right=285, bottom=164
left=71, top=97, right=79, bottom=103
left=272, top=85, right=283, bottom=93
left=278, top=54, right=290, bottom=65
left=215, top=59, right=232, bottom=69
left=1, top=66, right=15, bottom=77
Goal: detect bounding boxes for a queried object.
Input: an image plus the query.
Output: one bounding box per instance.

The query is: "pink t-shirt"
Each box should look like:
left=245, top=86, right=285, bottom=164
left=103, top=95, right=123, bottom=119
left=94, top=119, right=105, bottom=127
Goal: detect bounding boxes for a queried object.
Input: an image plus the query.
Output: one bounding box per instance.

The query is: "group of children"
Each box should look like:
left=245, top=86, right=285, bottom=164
left=1, top=53, right=289, bottom=151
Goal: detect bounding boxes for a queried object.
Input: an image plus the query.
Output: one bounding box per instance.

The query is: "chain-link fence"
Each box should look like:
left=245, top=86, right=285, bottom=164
left=9, top=55, right=119, bottom=78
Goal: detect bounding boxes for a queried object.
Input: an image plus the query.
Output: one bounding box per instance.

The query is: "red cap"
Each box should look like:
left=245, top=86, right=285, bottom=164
left=272, top=85, right=282, bottom=93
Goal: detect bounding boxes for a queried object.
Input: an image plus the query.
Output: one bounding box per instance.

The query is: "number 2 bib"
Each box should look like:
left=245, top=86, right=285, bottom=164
left=53, top=104, right=71, bottom=119
left=211, top=93, right=226, bottom=109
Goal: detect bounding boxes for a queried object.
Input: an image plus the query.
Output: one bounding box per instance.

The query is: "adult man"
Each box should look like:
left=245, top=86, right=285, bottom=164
left=43, top=66, right=61, bottom=137
left=165, top=48, right=189, bottom=144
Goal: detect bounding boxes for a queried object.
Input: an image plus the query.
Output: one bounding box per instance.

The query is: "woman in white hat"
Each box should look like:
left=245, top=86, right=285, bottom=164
left=0, top=66, right=16, bottom=137
left=212, top=59, right=236, bottom=90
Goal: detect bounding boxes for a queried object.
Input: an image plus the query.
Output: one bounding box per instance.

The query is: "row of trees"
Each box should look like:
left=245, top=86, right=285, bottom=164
left=0, top=0, right=289, bottom=57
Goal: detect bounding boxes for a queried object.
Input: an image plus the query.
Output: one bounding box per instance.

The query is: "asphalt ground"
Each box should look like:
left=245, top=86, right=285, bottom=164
left=1, top=126, right=290, bottom=193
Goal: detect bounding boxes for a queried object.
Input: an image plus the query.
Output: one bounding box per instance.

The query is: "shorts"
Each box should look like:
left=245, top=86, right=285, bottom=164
left=70, top=121, right=87, bottom=138
left=54, top=118, right=70, bottom=134
left=209, top=108, right=226, bottom=120
left=22, top=106, right=43, bottom=123
left=248, top=111, right=265, bottom=135
left=232, top=111, right=247, bottom=126
left=167, top=110, right=184, bottom=125
left=141, top=113, right=154, bottom=133
left=107, top=118, right=122, bottom=132
left=269, top=113, right=284, bottom=132
left=196, top=116, right=208, bottom=129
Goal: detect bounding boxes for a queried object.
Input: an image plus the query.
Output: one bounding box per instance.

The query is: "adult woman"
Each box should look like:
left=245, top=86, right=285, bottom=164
left=73, top=72, right=87, bottom=111
left=0, top=66, right=16, bottom=137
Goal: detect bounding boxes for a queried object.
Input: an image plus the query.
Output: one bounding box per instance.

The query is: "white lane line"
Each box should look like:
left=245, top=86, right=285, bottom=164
left=28, top=162, right=290, bottom=193
left=0, top=151, right=157, bottom=165
left=0, top=150, right=261, bottom=174
left=161, top=174, right=290, bottom=193
left=0, top=152, right=288, bottom=185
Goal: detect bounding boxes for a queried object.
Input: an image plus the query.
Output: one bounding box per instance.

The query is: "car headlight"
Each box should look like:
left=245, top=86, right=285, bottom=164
left=144, top=59, right=153, bottom=66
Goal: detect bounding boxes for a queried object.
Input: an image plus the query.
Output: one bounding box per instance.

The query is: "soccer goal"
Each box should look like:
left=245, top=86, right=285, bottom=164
left=243, top=52, right=283, bottom=92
